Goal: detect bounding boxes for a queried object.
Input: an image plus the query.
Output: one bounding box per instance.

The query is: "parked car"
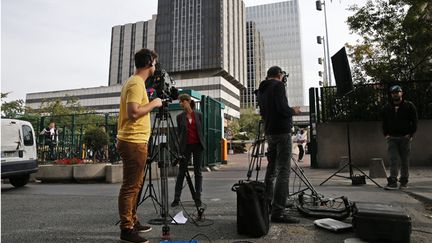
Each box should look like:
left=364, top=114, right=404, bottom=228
left=1, top=118, right=38, bottom=187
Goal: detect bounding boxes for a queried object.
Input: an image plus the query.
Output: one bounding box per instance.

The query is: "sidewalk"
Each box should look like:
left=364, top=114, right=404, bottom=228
left=197, top=152, right=432, bottom=242
left=222, top=152, right=432, bottom=205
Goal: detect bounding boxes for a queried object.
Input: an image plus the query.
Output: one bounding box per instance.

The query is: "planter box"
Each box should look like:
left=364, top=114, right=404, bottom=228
left=73, top=163, right=109, bottom=182
left=34, top=162, right=174, bottom=183
left=106, top=164, right=122, bottom=183
left=35, top=165, right=74, bottom=182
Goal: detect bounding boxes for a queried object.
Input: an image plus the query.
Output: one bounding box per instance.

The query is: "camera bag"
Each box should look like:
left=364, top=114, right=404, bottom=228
left=232, top=180, right=269, bottom=237
left=352, top=202, right=411, bottom=243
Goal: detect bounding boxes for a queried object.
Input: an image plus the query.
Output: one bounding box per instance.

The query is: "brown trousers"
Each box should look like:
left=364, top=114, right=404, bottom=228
left=117, top=140, right=148, bottom=229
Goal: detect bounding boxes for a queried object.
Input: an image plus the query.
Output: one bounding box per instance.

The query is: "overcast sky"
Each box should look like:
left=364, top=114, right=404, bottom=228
left=2, top=0, right=365, bottom=104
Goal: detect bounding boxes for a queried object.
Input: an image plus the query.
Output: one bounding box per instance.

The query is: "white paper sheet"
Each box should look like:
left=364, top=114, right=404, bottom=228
left=171, top=210, right=188, bottom=224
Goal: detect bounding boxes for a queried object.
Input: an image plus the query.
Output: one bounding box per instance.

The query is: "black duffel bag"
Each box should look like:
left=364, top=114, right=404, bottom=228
left=232, top=180, right=269, bottom=237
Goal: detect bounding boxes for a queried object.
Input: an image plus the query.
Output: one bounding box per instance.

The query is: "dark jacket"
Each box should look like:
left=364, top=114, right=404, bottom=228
left=382, top=99, right=418, bottom=137
left=176, top=111, right=206, bottom=153
left=257, top=79, right=295, bottom=135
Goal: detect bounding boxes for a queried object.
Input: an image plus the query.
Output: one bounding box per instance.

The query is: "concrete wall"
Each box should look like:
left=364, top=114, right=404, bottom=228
left=316, top=120, right=432, bottom=168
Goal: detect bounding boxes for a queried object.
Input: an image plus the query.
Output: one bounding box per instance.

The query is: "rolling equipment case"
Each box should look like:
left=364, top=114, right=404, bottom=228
left=352, top=202, right=411, bottom=243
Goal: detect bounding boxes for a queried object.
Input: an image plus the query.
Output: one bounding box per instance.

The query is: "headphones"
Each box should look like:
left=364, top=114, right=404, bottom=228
left=145, top=53, right=153, bottom=67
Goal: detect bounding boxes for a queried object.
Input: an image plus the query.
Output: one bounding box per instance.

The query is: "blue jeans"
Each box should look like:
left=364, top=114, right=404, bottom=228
left=264, top=133, right=292, bottom=217
left=387, top=136, right=411, bottom=182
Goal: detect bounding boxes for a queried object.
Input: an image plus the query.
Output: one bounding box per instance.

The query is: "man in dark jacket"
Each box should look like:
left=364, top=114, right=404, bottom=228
left=382, top=85, right=418, bottom=189
left=257, top=66, right=300, bottom=223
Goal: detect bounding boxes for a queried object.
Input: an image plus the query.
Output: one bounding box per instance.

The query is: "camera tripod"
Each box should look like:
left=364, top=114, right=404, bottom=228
left=247, top=121, right=320, bottom=198
left=136, top=104, right=204, bottom=239
left=247, top=121, right=351, bottom=219
left=136, top=154, right=162, bottom=214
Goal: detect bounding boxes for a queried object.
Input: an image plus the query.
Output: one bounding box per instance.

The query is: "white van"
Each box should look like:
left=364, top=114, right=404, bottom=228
left=1, top=118, right=38, bottom=187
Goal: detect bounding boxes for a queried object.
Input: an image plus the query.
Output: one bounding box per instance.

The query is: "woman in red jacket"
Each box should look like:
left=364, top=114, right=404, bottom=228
left=171, top=93, right=206, bottom=207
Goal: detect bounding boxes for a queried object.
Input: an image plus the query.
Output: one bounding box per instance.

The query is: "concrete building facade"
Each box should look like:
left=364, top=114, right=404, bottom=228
left=27, top=0, right=248, bottom=119
left=26, top=85, right=122, bottom=113
left=242, top=21, right=265, bottom=109
left=108, top=15, right=157, bottom=86
left=246, top=0, right=304, bottom=106
left=155, top=0, right=247, bottom=118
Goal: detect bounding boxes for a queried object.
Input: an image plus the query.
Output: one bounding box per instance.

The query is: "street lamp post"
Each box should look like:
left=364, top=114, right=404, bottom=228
left=317, top=36, right=328, bottom=86
left=316, top=0, right=332, bottom=86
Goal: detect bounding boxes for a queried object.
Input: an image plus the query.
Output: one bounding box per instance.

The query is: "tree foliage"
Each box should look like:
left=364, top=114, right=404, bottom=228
left=38, top=96, right=89, bottom=116
left=238, top=107, right=261, bottom=139
left=226, top=107, right=261, bottom=140
left=347, top=0, right=432, bottom=83
left=83, top=127, right=109, bottom=162
left=1, top=92, right=26, bottom=118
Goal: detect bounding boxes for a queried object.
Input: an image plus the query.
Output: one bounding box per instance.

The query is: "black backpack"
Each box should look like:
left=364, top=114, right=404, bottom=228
left=232, top=180, right=269, bottom=237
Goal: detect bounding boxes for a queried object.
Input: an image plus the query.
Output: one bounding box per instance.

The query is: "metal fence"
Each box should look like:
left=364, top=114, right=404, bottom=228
left=317, top=80, right=432, bottom=123
left=37, top=113, right=119, bottom=163
left=20, top=91, right=225, bottom=166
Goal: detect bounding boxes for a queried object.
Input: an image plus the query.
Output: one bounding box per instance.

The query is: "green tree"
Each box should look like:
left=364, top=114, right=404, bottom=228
left=238, top=107, right=261, bottom=139
left=226, top=107, right=261, bottom=140
left=83, top=127, right=109, bottom=162
left=347, top=0, right=432, bottom=83
left=38, top=96, right=89, bottom=116
left=1, top=92, right=26, bottom=118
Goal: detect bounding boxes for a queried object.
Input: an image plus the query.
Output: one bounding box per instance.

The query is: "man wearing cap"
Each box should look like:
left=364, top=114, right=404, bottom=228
left=257, top=66, right=301, bottom=223
left=382, top=85, right=418, bottom=190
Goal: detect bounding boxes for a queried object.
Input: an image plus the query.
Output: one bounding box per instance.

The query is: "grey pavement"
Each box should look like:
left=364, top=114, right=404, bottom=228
left=1, top=153, right=432, bottom=243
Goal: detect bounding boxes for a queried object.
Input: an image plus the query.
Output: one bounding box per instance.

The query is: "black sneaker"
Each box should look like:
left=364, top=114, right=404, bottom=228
left=120, top=228, right=149, bottom=243
left=271, top=214, right=300, bottom=224
left=171, top=200, right=179, bottom=207
left=385, top=182, right=398, bottom=190
left=133, top=221, right=152, bottom=233
left=384, top=177, right=398, bottom=190
left=399, top=177, right=408, bottom=189
left=399, top=182, right=408, bottom=189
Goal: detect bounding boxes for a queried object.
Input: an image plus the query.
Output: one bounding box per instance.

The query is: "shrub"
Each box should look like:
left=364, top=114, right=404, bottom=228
left=83, top=127, right=109, bottom=162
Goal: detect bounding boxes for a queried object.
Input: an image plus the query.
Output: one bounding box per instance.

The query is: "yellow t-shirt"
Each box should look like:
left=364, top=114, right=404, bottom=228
left=117, top=75, right=151, bottom=143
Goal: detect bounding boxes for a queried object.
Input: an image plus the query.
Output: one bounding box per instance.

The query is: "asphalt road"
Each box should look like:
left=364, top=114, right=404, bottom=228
left=2, top=154, right=432, bottom=243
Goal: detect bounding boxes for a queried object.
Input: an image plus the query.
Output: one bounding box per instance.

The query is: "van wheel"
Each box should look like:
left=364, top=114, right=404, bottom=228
left=9, top=175, right=30, bottom=187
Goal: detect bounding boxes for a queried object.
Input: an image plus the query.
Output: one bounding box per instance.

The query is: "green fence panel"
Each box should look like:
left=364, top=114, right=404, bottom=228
left=201, top=95, right=223, bottom=167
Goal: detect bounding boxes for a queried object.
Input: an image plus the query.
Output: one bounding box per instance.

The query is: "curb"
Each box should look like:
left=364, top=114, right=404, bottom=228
left=403, top=190, right=432, bottom=205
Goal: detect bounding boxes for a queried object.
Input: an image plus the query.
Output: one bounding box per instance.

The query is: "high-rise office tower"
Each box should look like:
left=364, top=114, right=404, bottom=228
left=242, top=21, right=265, bottom=109
left=246, top=0, right=304, bottom=106
left=108, top=15, right=157, bottom=86
left=155, top=0, right=247, bottom=118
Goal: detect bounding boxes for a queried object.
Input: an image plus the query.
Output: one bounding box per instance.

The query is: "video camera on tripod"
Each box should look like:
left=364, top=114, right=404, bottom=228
left=145, top=63, right=179, bottom=103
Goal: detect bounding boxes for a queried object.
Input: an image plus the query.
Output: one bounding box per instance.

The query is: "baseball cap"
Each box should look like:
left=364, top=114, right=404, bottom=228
left=267, top=66, right=284, bottom=78
left=390, top=85, right=402, bottom=93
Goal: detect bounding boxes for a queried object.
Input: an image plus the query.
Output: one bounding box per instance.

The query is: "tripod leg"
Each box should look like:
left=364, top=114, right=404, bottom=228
left=137, top=162, right=162, bottom=213
left=290, top=158, right=320, bottom=197
left=351, top=164, right=383, bottom=188
left=319, top=163, right=351, bottom=186
left=247, top=144, right=258, bottom=180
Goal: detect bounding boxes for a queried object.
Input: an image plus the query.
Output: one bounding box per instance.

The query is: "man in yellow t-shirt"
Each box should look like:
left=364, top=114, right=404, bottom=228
left=117, top=48, right=162, bottom=243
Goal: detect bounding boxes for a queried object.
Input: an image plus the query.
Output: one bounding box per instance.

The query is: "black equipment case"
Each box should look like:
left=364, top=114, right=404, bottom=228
left=232, top=180, right=269, bottom=237
left=352, top=202, right=411, bottom=243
